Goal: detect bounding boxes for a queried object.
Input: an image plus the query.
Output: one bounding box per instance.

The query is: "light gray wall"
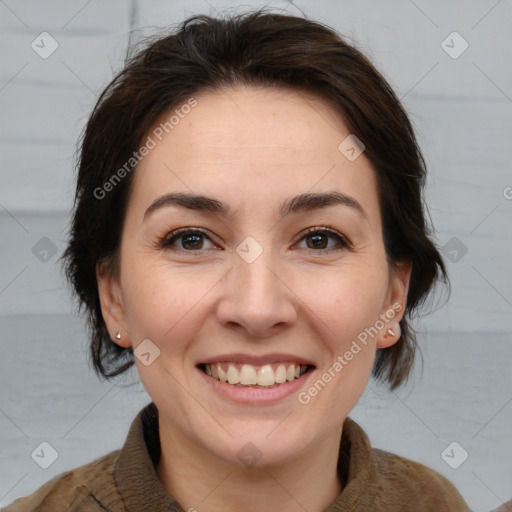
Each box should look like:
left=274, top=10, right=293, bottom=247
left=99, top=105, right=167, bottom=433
left=0, top=1, right=510, bottom=510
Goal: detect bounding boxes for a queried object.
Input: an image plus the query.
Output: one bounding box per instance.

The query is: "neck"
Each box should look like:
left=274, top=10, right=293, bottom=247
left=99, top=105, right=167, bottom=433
left=156, top=418, right=344, bottom=512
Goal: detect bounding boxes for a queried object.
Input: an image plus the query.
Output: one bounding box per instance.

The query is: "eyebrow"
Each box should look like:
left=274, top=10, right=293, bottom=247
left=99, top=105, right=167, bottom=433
left=143, top=191, right=368, bottom=221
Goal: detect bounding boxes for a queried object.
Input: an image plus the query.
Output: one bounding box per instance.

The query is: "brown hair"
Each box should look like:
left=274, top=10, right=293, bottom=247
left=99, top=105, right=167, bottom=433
left=61, top=9, right=449, bottom=390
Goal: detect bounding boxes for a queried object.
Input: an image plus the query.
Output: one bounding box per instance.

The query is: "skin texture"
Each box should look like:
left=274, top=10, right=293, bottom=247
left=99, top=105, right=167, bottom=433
left=97, top=85, right=412, bottom=512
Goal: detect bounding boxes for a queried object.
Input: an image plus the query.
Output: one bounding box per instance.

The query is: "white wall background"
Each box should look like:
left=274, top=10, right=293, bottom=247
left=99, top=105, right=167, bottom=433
left=0, top=0, right=511, bottom=510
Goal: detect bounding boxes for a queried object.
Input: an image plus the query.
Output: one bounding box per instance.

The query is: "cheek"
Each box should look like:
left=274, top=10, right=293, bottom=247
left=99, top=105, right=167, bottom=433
left=297, top=260, right=389, bottom=336
left=303, top=272, right=385, bottom=412
left=120, top=257, right=206, bottom=348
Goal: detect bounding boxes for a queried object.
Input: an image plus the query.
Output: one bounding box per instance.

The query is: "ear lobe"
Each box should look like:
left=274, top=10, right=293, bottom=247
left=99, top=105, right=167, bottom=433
left=96, top=263, right=131, bottom=348
left=377, top=322, right=402, bottom=349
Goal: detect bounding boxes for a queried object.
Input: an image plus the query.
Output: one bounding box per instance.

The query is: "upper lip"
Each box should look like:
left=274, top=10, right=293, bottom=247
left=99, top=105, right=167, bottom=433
left=199, top=353, right=316, bottom=367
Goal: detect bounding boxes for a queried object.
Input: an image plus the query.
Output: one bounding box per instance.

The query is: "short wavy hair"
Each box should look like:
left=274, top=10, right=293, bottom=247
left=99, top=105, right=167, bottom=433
left=61, top=9, right=449, bottom=390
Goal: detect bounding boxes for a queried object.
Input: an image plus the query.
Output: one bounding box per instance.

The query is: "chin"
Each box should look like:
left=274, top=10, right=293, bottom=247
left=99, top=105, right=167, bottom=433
left=199, top=420, right=315, bottom=469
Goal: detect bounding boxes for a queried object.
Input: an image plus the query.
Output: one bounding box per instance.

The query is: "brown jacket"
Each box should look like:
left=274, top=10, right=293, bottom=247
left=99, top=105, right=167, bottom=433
left=0, top=402, right=481, bottom=511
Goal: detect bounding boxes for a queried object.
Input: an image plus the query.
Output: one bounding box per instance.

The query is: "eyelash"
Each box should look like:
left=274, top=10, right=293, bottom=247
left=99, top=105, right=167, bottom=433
left=158, top=226, right=351, bottom=253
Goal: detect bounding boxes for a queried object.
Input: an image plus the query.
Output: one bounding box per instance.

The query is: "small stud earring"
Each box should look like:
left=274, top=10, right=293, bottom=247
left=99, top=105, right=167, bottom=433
left=386, top=324, right=401, bottom=338
left=115, top=331, right=122, bottom=340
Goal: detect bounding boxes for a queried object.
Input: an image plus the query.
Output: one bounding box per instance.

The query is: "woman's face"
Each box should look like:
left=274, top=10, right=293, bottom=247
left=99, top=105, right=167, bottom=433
left=98, top=85, right=411, bottom=467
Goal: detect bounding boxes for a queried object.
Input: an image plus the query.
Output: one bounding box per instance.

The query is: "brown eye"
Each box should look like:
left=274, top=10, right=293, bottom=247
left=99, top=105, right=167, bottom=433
left=179, top=233, right=204, bottom=250
left=160, top=229, right=215, bottom=251
left=297, top=227, right=350, bottom=251
left=306, top=233, right=329, bottom=249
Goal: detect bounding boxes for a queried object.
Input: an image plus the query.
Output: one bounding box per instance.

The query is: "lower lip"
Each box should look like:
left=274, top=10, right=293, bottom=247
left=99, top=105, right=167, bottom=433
left=196, top=366, right=315, bottom=404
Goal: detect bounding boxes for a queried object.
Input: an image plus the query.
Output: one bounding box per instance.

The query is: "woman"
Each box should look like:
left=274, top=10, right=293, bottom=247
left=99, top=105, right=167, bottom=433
left=2, top=9, right=477, bottom=512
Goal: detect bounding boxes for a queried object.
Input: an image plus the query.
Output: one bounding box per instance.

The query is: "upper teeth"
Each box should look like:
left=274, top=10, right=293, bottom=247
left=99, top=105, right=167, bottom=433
left=204, top=362, right=308, bottom=386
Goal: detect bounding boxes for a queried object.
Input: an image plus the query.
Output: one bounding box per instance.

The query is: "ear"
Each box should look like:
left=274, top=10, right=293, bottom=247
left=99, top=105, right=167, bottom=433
left=377, top=260, right=412, bottom=349
left=96, top=260, right=131, bottom=348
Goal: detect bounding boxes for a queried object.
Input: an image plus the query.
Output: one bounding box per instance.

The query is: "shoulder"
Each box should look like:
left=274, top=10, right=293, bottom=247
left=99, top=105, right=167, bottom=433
left=371, top=448, right=471, bottom=511
left=491, top=501, right=512, bottom=512
left=1, top=449, right=122, bottom=512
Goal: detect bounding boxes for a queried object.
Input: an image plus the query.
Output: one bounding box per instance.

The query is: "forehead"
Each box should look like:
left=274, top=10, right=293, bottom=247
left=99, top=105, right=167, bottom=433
left=146, top=85, right=351, bottom=161
left=128, top=85, right=380, bottom=223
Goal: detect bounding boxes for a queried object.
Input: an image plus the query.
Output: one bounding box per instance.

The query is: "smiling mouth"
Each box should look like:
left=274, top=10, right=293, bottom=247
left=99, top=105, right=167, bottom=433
left=198, top=362, right=315, bottom=388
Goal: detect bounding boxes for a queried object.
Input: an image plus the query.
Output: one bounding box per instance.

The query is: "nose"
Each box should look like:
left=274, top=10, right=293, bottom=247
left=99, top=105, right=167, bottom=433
left=215, top=245, right=298, bottom=338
